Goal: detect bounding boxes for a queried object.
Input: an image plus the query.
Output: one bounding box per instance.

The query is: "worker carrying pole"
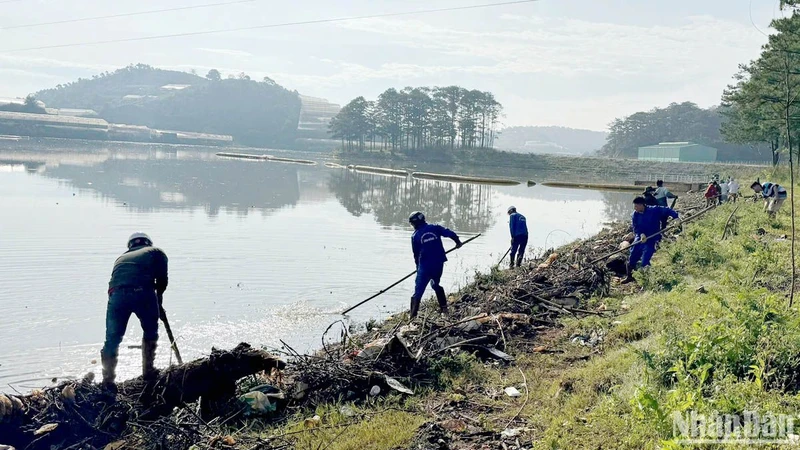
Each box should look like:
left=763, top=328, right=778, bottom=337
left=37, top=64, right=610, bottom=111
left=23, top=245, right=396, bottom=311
left=101, top=232, right=169, bottom=393
left=408, top=211, right=462, bottom=319
left=622, top=196, right=679, bottom=283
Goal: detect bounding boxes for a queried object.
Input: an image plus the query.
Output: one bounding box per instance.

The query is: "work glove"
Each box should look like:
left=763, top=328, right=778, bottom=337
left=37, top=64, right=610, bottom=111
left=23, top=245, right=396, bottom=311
left=455, top=240, right=463, bottom=249
left=640, top=234, right=648, bottom=243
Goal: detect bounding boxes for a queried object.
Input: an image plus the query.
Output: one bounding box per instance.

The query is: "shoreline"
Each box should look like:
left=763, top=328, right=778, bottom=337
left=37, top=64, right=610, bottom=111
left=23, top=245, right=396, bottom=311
left=1, top=192, right=711, bottom=449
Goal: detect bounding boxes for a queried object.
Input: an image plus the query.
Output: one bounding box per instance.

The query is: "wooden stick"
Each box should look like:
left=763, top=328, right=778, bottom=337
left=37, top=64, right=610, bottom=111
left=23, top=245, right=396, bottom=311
left=341, top=233, right=481, bottom=315
left=721, top=205, right=741, bottom=240
left=159, top=304, right=183, bottom=365
left=497, top=247, right=511, bottom=266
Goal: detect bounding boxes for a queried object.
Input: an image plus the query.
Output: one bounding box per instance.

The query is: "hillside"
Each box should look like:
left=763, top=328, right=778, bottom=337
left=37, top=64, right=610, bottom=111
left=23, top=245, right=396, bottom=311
left=35, top=64, right=302, bottom=147
left=495, top=126, right=608, bottom=155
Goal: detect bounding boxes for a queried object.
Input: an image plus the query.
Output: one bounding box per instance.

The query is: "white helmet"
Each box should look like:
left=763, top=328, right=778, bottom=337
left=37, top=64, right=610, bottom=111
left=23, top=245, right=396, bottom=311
left=507, top=206, right=517, bottom=214
left=127, top=232, right=152, bottom=248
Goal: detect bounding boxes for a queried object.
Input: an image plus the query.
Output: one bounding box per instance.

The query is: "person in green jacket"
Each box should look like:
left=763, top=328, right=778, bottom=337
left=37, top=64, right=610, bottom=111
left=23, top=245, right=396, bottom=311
left=101, top=233, right=168, bottom=390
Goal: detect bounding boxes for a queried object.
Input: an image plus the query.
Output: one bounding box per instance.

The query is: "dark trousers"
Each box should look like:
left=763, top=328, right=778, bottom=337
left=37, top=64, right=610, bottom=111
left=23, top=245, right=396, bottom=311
left=414, top=264, right=444, bottom=300
left=629, top=239, right=659, bottom=268
left=102, top=287, right=159, bottom=358
left=511, top=234, right=529, bottom=262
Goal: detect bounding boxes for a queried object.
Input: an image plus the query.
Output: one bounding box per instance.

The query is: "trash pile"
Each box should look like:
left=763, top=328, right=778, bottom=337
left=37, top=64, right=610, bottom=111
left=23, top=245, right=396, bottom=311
left=0, top=343, right=285, bottom=450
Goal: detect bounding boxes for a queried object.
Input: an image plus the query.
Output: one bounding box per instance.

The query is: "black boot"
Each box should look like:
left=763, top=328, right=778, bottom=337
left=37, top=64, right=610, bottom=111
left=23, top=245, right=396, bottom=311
left=621, top=263, right=635, bottom=284
left=142, top=339, right=158, bottom=381
left=509, top=256, right=516, bottom=269
left=434, top=287, right=448, bottom=314
left=409, top=296, right=421, bottom=319
left=100, top=349, right=118, bottom=393
left=516, top=255, right=523, bottom=268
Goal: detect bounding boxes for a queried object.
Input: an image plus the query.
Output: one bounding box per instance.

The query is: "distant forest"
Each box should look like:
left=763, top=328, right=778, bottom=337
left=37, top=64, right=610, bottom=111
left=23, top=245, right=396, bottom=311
left=598, top=102, right=771, bottom=162
left=495, top=126, right=607, bottom=155
left=329, top=86, right=501, bottom=152
left=35, top=64, right=301, bottom=147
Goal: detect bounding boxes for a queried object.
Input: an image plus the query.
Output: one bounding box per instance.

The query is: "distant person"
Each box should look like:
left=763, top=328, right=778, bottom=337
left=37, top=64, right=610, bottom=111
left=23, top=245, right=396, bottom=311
left=507, top=206, right=529, bottom=268
left=623, top=197, right=679, bottom=283
left=101, top=233, right=169, bottom=391
left=728, top=178, right=740, bottom=203
left=408, top=212, right=462, bottom=319
left=643, top=187, right=659, bottom=206
left=719, top=179, right=730, bottom=203
left=751, top=181, right=788, bottom=219
left=714, top=181, right=725, bottom=205
left=704, top=181, right=717, bottom=207
left=654, top=180, right=678, bottom=208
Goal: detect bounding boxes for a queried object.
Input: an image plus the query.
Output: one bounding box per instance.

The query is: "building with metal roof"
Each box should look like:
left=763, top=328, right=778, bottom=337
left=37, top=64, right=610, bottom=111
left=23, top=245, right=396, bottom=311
left=638, top=142, right=717, bottom=163
left=297, top=95, right=340, bottom=138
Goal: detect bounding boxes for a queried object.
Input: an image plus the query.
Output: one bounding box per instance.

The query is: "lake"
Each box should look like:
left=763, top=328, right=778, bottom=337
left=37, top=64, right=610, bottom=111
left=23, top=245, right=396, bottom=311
left=0, top=139, right=632, bottom=391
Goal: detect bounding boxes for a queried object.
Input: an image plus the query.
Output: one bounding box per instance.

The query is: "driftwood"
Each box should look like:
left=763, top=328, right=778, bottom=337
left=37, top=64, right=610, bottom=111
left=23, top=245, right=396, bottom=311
left=0, top=343, right=285, bottom=450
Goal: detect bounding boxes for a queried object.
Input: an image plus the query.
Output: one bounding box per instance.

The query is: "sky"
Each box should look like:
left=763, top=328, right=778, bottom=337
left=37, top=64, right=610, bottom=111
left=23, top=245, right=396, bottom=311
left=0, top=0, right=786, bottom=131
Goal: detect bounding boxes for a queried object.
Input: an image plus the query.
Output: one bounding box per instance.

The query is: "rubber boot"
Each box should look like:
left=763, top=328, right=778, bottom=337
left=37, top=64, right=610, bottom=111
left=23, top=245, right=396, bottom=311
left=409, top=296, right=421, bottom=319
left=621, top=264, right=635, bottom=284
left=101, top=350, right=118, bottom=392
left=516, top=255, right=523, bottom=268
left=142, top=339, right=158, bottom=381
left=509, top=257, right=516, bottom=269
left=434, top=287, right=448, bottom=314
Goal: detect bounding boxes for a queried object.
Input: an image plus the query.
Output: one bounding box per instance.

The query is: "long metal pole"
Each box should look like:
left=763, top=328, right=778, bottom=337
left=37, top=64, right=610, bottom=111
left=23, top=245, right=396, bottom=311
left=341, top=233, right=481, bottom=315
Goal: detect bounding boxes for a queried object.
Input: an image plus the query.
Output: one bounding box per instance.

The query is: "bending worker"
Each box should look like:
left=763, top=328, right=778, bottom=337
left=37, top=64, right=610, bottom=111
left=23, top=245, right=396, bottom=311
left=751, top=180, right=788, bottom=219
left=623, top=197, right=679, bottom=283
left=408, top=211, right=462, bottom=319
left=101, top=232, right=169, bottom=390
left=507, top=206, right=528, bottom=268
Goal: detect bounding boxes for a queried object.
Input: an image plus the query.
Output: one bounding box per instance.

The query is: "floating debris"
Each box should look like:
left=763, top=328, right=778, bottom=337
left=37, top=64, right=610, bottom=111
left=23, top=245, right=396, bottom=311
left=412, top=171, right=520, bottom=185
left=216, top=152, right=316, bottom=165
left=541, top=181, right=644, bottom=192
left=353, top=165, right=409, bottom=177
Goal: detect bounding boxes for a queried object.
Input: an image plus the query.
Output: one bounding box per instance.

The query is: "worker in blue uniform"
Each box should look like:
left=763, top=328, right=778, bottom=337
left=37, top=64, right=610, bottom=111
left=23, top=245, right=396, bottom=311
left=507, top=206, right=529, bottom=268
left=623, top=197, right=679, bottom=283
left=408, top=211, right=462, bottom=319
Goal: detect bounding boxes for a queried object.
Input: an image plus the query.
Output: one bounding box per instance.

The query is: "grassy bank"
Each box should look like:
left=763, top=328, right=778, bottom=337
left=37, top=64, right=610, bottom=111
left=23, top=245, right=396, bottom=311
left=237, top=179, right=799, bottom=449
left=8, top=171, right=794, bottom=450
left=334, top=147, right=767, bottom=183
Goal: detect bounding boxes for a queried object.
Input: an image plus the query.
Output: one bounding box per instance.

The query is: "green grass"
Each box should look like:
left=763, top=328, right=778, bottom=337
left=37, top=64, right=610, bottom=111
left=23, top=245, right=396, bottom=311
left=233, top=167, right=800, bottom=449
left=511, top=187, right=800, bottom=449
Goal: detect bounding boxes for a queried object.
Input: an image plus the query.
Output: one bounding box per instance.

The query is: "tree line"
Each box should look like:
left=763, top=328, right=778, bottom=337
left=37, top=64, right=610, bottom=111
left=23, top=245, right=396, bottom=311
left=597, top=102, right=772, bottom=162
left=605, top=2, right=800, bottom=166
left=329, top=86, right=502, bottom=152
left=720, top=1, right=800, bottom=166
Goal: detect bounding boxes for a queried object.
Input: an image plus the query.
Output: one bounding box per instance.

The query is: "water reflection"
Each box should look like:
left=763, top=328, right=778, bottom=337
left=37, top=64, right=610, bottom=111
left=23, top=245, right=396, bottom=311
left=0, top=144, right=636, bottom=392
left=1, top=147, right=633, bottom=232
left=600, top=191, right=636, bottom=223
left=328, top=170, right=495, bottom=233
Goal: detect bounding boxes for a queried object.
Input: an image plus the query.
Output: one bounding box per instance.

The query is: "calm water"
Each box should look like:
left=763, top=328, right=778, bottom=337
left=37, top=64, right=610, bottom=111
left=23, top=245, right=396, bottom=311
left=0, top=140, right=631, bottom=391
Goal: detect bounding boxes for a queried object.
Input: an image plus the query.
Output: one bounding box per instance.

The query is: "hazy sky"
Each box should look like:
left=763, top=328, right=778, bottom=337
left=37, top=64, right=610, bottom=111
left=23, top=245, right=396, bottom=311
left=0, top=0, right=784, bottom=130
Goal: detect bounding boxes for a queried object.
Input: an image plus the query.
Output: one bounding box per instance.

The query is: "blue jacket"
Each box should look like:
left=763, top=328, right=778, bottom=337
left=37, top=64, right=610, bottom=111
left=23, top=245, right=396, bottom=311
left=632, top=206, right=678, bottom=241
left=412, top=223, right=459, bottom=271
left=509, top=212, right=528, bottom=237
